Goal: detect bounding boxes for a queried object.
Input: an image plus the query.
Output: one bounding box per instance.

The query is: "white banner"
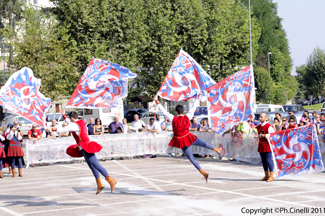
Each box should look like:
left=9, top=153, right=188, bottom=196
left=25, top=131, right=325, bottom=168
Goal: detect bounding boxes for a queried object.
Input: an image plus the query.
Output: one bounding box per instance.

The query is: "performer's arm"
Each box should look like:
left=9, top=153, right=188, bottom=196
left=7, top=130, right=22, bottom=140
left=268, top=126, right=275, bottom=134
left=154, top=95, right=174, bottom=122
left=0, top=135, right=4, bottom=141
left=186, top=100, right=200, bottom=120
left=65, top=123, right=80, bottom=133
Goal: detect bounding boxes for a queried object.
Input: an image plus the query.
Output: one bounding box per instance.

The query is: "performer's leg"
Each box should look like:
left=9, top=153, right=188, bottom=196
left=17, top=157, right=23, bottom=177
left=10, top=158, right=16, bottom=177
left=0, top=159, right=2, bottom=178
left=182, top=146, right=209, bottom=183
left=82, top=150, right=108, bottom=178
left=191, top=138, right=222, bottom=155
left=259, top=153, right=269, bottom=181
left=266, top=152, right=274, bottom=182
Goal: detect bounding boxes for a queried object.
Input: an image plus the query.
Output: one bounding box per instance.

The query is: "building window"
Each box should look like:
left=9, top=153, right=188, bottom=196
left=34, top=0, right=38, bottom=5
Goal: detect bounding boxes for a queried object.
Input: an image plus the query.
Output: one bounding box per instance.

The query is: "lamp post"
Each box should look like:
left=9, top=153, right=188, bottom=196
left=267, top=52, right=272, bottom=77
left=249, top=0, right=252, bottom=66
left=2, top=38, right=6, bottom=116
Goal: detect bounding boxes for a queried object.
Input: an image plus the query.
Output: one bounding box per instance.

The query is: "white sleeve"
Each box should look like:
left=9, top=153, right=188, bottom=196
left=66, top=123, right=80, bottom=132
left=0, top=135, right=5, bottom=141
left=186, top=100, right=200, bottom=120
left=7, top=131, right=22, bottom=140
left=268, top=125, right=275, bottom=134
left=65, top=117, right=71, bottom=125
left=141, top=120, right=146, bottom=127
left=157, top=104, right=174, bottom=122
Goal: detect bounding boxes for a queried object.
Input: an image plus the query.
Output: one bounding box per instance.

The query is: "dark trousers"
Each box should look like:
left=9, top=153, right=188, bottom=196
left=10, top=157, right=22, bottom=169
left=82, top=149, right=109, bottom=179
left=260, top=152, right=274, bottom=172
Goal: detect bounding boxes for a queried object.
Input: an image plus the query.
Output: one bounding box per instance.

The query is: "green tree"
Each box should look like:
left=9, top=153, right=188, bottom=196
left=7, top=4, right=80, bottom=100
left=303, top=47, right=325, bottom=97
left=295, top=64, right=306, bottom=99
left=254, top=66, right=273, bottom=103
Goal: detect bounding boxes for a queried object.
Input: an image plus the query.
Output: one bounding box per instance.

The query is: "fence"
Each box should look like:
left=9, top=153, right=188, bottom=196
left=25, top=131, right=325, bottom=168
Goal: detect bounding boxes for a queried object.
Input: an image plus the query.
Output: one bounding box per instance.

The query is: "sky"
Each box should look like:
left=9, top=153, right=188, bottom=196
left=272, top=0, right=325, bottom=75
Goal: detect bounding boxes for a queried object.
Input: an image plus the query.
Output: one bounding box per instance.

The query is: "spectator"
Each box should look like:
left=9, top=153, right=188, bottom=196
left=199, top=119, right=210, bottom=132
left=190, top=117, right=201, bottom=131
left=319, top=118, right=325, bottom=142
left=155, top=114, right=162, bottom=132
left=13, top=121, right=21, bottom=131
left=46, top=119, right=58, bottom=137
left=93, top=118, right=104, bottom=135
left=321, top=113, right=325, bottom=122
left=87, top=118, right=95, bottom=135
left=108, top=117, right=124, bottom=134
left=146, top=118, right=159, bottom=134
left=299, top=117, right=307, bottom=127
left=47, top=131, right=56, bottom=139
left=122, top=118, right=128, bottom=134
left=311, top=111, right=317, bottom=123
left=130, top=114, right=146, bottom=133
left=116, top=127, right=124, bottom=133
left=288, top=111, right=297, bottom=124
left=287, top=116, right=298, bottom=129
left=315, top=114, right=322, bottom=134
left=303, top=111, right=309, bottom=118
left=237, top=121, right=251, bottom=134
left=303, top=115, right=311, bottom=124
left=273, top=118, right=281, bottom=132
left=247, top=119, right=257, bottom=132
left=162, top=119, right=173, bottom=131
left=58, top=122, right=70, bottom=137
left=275, top=113, right=282, bottom=125
left=28, top=124, right=43, bottom=143
left=281, top=117, right=288, bottom=130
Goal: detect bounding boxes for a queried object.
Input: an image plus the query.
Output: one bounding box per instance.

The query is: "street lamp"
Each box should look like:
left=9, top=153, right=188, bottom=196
left=267, top=52, right=272, bottom=76
left=2, top=38, right=6, bottom=117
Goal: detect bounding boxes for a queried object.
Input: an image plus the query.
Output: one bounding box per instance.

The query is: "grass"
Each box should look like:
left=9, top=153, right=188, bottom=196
left=303, top=103, right=323, bottom=110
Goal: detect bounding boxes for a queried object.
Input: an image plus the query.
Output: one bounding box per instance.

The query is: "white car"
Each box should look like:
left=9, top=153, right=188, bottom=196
left=1, top=115, right=33, bottom=136
left=256, top=104, right=284, bottom=113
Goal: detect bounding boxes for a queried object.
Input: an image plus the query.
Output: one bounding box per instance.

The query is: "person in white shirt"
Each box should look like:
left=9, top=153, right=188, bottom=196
left=199, top=119, right=211, bottom=132
left=46, top=119, right=59, bottom=137
left=146, top=118, right=159, bottom=134
left=122, top=118, right=128, bottom=134
left=155, top=114, right=162, bottom=132
left=130, top=114, right=146, bottom=132
left=58, top=122, right=70, bottom=137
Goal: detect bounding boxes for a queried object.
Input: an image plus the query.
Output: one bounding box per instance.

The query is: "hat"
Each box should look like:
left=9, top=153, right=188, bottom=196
left=300, top=117, right=306, bottom=123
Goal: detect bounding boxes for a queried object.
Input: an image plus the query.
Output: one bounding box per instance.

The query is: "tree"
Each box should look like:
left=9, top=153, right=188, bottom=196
left=6, top=4, right=80, bottom=100
left=254, top=66, right=273, bottom=103
left=295, top=64, right=306, bottom=99
left=303, top=47, right=325, bottom=97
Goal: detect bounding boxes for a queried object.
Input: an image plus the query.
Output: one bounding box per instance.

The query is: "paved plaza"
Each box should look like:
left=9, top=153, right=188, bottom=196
left=0, top=156, right=324, bottom=216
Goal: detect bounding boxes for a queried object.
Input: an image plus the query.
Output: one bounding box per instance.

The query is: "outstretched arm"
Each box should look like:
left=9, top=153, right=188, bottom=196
left=186, top=100, right=200, bottom=120
left=155, top=95, right=174, bottom=122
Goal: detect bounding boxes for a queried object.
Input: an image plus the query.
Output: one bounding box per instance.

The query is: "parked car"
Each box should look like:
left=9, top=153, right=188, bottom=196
left=255, top=104, right=284, bottom=113
left=319, top=97, right=325, bottom=103
left=1, top=115, right=33, bottom=136
left=301, top=99, right=308, bottom=105
left=312, top=99, right=319, bottom=104
left=296, top=99, right=302, bottom=104
left=124, top=110, right=140, bottom=123
left=321, top=103, right=325, bottom=112
left=283, top=105, right=305, bottom=113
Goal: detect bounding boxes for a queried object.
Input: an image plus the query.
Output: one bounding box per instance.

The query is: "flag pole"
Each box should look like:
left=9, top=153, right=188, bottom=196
left=249, top=0, right=253, bottom=66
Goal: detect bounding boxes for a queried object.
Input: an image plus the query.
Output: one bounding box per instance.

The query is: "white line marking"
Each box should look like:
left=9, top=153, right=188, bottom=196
left=0, top=207, right=23, bottom=216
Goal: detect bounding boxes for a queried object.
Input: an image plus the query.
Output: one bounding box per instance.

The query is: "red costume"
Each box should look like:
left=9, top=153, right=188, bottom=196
left=7, top=134, right=24, bottom=157
left=257, top=123, right=272, bottom=153
left=66, top=119, right=102, bottom=158
left=170, top=115, right=197, bottom=148
left=0, top=140, right=6, bottom=158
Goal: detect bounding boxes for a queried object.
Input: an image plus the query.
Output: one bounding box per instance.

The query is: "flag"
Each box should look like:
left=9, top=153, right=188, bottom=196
left=206, top=65, right=255, bottom=134
left=66, top=58, right=136, bottom=108
left=267, top=124, right=324, bottom=179
left=157, top=49, right=216, bottom=101
left=0, top=67, right=51, bottom=128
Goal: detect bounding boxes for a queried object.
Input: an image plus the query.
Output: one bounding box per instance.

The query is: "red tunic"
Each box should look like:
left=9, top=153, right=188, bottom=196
left=66, top=119, right=102, bottom=158
left=257, top=123, right=272, bottom=153
left=7, top=134, right=24, bottom=157
left=169, top=115, right=197, bottom=148
left=0, top=141, right=6, bottom=158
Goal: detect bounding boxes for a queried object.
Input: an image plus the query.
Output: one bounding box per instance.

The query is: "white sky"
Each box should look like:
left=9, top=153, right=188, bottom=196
left=272, top=0, right=325, bottom=75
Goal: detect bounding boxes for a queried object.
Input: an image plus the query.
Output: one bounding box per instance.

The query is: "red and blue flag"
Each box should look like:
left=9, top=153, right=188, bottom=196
left=206, top=65, right=255, bottom=134
left=0, top=67, right=51, bottom=128
left=267, top=124, right=324, bottom=178
left=67, top=58, right=136, bottom=108
left=158, top=49, right=216, bottom=101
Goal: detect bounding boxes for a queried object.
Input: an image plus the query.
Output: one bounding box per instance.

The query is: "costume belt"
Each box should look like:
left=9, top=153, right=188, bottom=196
left=173, top=132, right=190, bottom=138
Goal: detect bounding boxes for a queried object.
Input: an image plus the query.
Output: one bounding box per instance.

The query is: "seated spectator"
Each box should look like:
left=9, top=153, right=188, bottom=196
left=46, top=119, right=58, bottom=137
left=237, top=121, right=251, bottom=134
left=299, top=117, right=307, bottom=127
left=94, top=118, right=104, bottom=135
left=146, top=118, right=159, bottom=134
left=190, top=117, right=201, bottom=131
left=130, top=114, right=146, bottom=133
left=155, top=114, right=162, bottom=132
left=87, top=118, right=95, bottom=135
left=160, top=116, right=168, bottom=131
left=273, top=118, right=282, bottom=132
left=122, top=118, right=128, bottom=134
left=108, top=116, right=124, bottom=134
left=281, top=117, right=288, bottom=130
left=162, top=119, right=173, bottom=131
left=199, top=119, right=211, bottom=132
left=28, top=124, right=43, bottom=143
left=58, top=122, right=69, bottom=137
